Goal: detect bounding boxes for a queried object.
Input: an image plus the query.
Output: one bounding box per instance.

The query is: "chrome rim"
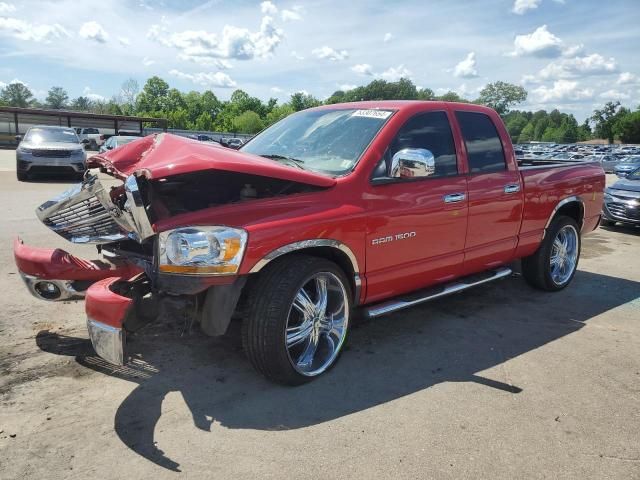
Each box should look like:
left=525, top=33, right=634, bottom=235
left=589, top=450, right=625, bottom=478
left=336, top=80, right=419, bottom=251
left=285, top=271, right=349, bottom=377
left=550, top=225, right=579, bottom=285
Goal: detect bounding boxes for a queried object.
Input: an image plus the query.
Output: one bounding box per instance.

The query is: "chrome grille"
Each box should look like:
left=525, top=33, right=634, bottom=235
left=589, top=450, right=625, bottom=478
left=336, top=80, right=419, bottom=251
left=37, top=176, right=128, bottom=244
left=607, top=201, right=640, bottom=221
left=32, top=149, right=73, bottom=158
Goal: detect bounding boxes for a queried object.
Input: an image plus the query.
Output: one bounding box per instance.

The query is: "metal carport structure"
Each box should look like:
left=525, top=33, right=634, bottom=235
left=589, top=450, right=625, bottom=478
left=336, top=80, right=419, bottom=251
left=0, top=106, right=167, bottom=146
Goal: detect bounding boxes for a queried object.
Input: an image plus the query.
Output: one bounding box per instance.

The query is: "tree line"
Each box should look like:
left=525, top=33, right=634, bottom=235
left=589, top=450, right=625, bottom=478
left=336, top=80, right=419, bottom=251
left=1, top=76, right=638, bottom=143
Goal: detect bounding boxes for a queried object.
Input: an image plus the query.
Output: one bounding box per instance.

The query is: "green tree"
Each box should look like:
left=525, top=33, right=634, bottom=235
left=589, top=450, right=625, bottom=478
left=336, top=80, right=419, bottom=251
left=194, top=112, right=214, bottom=131
left=265, top=103, right=295, bottom=126
left=290, top=92, right=321, bottom=111
left=476, top=81, right=527, bottom=116
left=136, top=76, right=170, bottom=113
left=518, top=123, right=535, bottom=143
left=614, top=110, right=640, bottom=144
left=233, top=110, right=264, bottom=134
left=70, top=96, right=93, bottom=111
left=591, top=101, right=625, bottom=144
left=45, top=86, right=69, bottom=109
left=577, top=119, right=592, bottom=142
left=0, top=82, right=34, bottom=107
left=437, top=91, right=466, bottom=102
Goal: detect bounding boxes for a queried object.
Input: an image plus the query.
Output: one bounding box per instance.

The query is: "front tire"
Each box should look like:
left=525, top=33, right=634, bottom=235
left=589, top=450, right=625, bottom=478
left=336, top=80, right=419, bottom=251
left=16, top=169, right=28, bottom=181
left=242, top=255, right=351, bottom=385
left=522, top=215, right=581, bottom=291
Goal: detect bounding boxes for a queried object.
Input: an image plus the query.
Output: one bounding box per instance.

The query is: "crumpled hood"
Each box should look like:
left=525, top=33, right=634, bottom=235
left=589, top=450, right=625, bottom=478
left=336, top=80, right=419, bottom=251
left=88, top=133, right=336, bottom=188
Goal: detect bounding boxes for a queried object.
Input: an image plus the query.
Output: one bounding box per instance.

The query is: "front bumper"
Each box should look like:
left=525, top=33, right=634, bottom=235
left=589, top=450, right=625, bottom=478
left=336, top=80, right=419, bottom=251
left=14, top=237, right=142, bottom=301
left=17, top=154, right=86, bottom=173
left=85, top=277, right=136, bottom=365
left=603, top=201, right=640, bottom=224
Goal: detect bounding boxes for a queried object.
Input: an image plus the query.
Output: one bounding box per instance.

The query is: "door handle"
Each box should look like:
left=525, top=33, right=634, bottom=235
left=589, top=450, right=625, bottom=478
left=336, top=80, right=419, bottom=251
left=504, top=183, right=521, bottom=194
left=443, top=192, right=466, bottom=203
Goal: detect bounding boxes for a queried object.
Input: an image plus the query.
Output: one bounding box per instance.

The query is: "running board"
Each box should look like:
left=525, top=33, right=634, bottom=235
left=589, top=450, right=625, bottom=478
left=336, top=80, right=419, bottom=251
left=364, top=267, right=513, bottom=318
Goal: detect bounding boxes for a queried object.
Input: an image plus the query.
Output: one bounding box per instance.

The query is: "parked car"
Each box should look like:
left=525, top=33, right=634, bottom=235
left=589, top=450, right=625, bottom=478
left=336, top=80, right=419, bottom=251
left=74, top=127, right=104, bottom=150
left=99, top=135, right=141, bottom=153
left=221, top=137, right=244, bottom=149
left=15, top=126, right=86, bottom=181
left=585, top=154, right=619, bottom=173
left=602, top=167, right=640, bottom=227
left=614, top=155, right=640, bottom=177
left=14, top=101, right=604, bottom=385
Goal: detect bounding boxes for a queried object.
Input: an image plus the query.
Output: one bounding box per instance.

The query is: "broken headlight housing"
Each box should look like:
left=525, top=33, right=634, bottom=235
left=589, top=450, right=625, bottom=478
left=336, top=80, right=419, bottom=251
left=158, top=226, right=247, bottom=275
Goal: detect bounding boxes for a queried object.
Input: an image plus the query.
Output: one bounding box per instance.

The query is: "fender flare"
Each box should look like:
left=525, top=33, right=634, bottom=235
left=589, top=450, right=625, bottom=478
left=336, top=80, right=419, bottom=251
left=543, top=195, right=585, bottom=237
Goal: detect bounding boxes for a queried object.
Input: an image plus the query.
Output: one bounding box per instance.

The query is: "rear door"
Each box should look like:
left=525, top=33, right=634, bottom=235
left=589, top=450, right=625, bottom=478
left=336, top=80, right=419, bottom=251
left=364, top=110, right=468, bottom=303
left=452, top=110, right=524, bottom=274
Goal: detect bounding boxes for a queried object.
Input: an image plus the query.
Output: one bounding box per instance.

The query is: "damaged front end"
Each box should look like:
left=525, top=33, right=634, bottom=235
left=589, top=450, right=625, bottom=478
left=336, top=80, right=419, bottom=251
left=15, top=133, right=334, bottom=366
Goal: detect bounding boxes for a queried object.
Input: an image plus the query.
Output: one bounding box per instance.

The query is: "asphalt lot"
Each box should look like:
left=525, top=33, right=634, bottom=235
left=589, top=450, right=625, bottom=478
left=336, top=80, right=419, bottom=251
left=0, top=148, right=639, bottom=479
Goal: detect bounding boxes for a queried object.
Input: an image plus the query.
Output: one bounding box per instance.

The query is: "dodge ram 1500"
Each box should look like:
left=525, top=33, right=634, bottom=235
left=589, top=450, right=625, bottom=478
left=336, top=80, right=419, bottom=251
left=14, top=101, right=605, bottom=385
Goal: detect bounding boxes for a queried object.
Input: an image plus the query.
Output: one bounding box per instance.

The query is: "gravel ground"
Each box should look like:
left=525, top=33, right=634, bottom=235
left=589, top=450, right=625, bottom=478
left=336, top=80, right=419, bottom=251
left=0, top=149, right=638, bottom=479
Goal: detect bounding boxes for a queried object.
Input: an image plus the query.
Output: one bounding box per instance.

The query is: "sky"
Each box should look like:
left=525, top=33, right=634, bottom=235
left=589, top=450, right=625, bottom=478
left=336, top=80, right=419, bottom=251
left=0, top=0, right=639, bottom=121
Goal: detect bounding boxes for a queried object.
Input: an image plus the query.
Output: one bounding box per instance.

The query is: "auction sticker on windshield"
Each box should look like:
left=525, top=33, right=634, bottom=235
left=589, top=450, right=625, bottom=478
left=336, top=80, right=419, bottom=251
left=351, top=109, right=393, bottom=119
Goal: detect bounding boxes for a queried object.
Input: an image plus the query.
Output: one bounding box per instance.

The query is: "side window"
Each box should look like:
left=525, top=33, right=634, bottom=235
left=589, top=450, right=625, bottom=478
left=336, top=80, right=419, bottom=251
left=385, top=111, right=458, bottom=178
left=455, top=111, right=506, bottom=173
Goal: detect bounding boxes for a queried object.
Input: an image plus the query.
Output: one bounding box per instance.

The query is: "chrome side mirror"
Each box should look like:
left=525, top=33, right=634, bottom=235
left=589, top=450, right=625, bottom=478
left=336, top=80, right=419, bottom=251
left=390, top=148, right=436, bottom=179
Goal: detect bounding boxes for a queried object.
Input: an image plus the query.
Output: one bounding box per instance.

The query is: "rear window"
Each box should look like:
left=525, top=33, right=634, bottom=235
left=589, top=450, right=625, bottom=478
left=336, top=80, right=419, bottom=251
left=84, top=128, right=99, bottom=134
left=455, top=111, right=506, bottom=173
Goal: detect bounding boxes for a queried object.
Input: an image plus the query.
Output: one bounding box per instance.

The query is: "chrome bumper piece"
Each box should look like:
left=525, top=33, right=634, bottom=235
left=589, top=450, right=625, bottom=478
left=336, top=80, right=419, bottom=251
left=19, top=272, right=86, bottom=301
left=87, top=318, right=125, bottom=365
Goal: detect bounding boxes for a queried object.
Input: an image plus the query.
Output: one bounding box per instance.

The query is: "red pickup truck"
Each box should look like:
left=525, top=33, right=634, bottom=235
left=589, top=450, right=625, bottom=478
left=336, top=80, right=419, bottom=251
left=14, top=101, right=604, bottom=385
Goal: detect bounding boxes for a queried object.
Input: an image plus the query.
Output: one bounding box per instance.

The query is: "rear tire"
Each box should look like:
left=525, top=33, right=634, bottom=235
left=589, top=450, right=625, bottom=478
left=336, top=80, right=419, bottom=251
left=242, top=255, right=352, bottom=386
left=522, top=215, right=581, bottom=292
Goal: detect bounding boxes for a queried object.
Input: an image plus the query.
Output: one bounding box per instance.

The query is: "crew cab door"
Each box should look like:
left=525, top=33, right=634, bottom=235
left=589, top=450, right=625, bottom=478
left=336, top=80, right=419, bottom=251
left=364, top=111, right=468, bottom=303
left=451, top=109, right=524, bottom=273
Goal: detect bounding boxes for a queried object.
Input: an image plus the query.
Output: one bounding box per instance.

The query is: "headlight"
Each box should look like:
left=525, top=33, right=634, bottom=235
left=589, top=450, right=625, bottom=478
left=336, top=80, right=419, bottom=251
left=603, top=191, right=613, bottom=201
left=158, top=226, right=247, bottom=275
left=17, top=147, right=32, bottom=154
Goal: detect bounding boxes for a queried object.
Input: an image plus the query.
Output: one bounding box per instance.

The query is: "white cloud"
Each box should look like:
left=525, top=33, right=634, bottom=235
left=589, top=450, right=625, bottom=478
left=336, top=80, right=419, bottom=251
left=616, top=72, right=636, bottom=85
left=453, top=52, right=479, bottom=78
left=512, top=0, right=541, bottom=14
left=509, top=25, right=563, bottom=58
left=83, top=86, right=106, bottom=102
left=379, top=64, right=411, bottom=81
left=118, top=36, right=130, bottom=46
left=270, top=86, right=283, bottom=93
left=0, top=17, right=69, bottom=43
left=351, top=63, right=374, bottom=76
left=148, top=15, right=283, bottom=63
left=536, top=53, right=618, bottom=80
left=79, top=21, right=109, bottom=43
left=532, top=80, right=594, bottom=103
left=169, top=69, right=237, bottom=88
left=339, top=84, right=357, bottom=91
left=383, top=32, right=393, bottom=43
left=0, top=2, right=15, bottom=13
left=312, top=46, right=349, bottom=61
left=260, top=1, right=277, bottom=15
left=281, top=7, right=303, bottom=21
left=599, top=89, right=630, bottom=101
left=142, top=56, right=155, bottom=67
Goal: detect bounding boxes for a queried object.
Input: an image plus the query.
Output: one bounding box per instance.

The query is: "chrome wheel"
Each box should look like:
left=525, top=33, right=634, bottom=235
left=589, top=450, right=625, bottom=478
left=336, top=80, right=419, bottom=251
left=550, top=224, right=578, bottom=286
left=285, top=271, right=349, bottom=377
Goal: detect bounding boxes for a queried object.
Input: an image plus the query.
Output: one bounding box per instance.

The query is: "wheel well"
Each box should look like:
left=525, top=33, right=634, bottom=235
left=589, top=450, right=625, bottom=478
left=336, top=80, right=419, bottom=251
left=247, top=247, right=358, bottom=301
left=554, top=201, right=584, bottom=229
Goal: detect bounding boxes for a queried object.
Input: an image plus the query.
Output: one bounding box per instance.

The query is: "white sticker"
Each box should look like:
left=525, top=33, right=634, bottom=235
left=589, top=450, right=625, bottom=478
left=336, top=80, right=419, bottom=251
left=351, top=109, right=392, bottom=120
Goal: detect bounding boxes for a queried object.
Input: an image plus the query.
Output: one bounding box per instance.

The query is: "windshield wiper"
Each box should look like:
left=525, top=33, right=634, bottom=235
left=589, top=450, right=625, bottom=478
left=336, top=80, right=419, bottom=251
left=259, top=154, right=306, bottom=170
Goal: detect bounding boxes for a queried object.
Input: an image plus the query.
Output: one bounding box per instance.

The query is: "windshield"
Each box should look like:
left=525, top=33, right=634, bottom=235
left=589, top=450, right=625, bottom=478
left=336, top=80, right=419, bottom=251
left=24, top=127, right=79, bottom=144
left=241, top=108, right=394, bottom=175
left=627, top=168, right=640, bottom=180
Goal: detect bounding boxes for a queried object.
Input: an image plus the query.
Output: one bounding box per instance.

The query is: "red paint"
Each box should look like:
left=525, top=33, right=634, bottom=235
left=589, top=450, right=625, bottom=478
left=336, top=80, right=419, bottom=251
left=85, top=277, right=134, bottom=328
left=19, top=101, right=604, bottom=308
left=14, top=238, right=141, bottom=280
